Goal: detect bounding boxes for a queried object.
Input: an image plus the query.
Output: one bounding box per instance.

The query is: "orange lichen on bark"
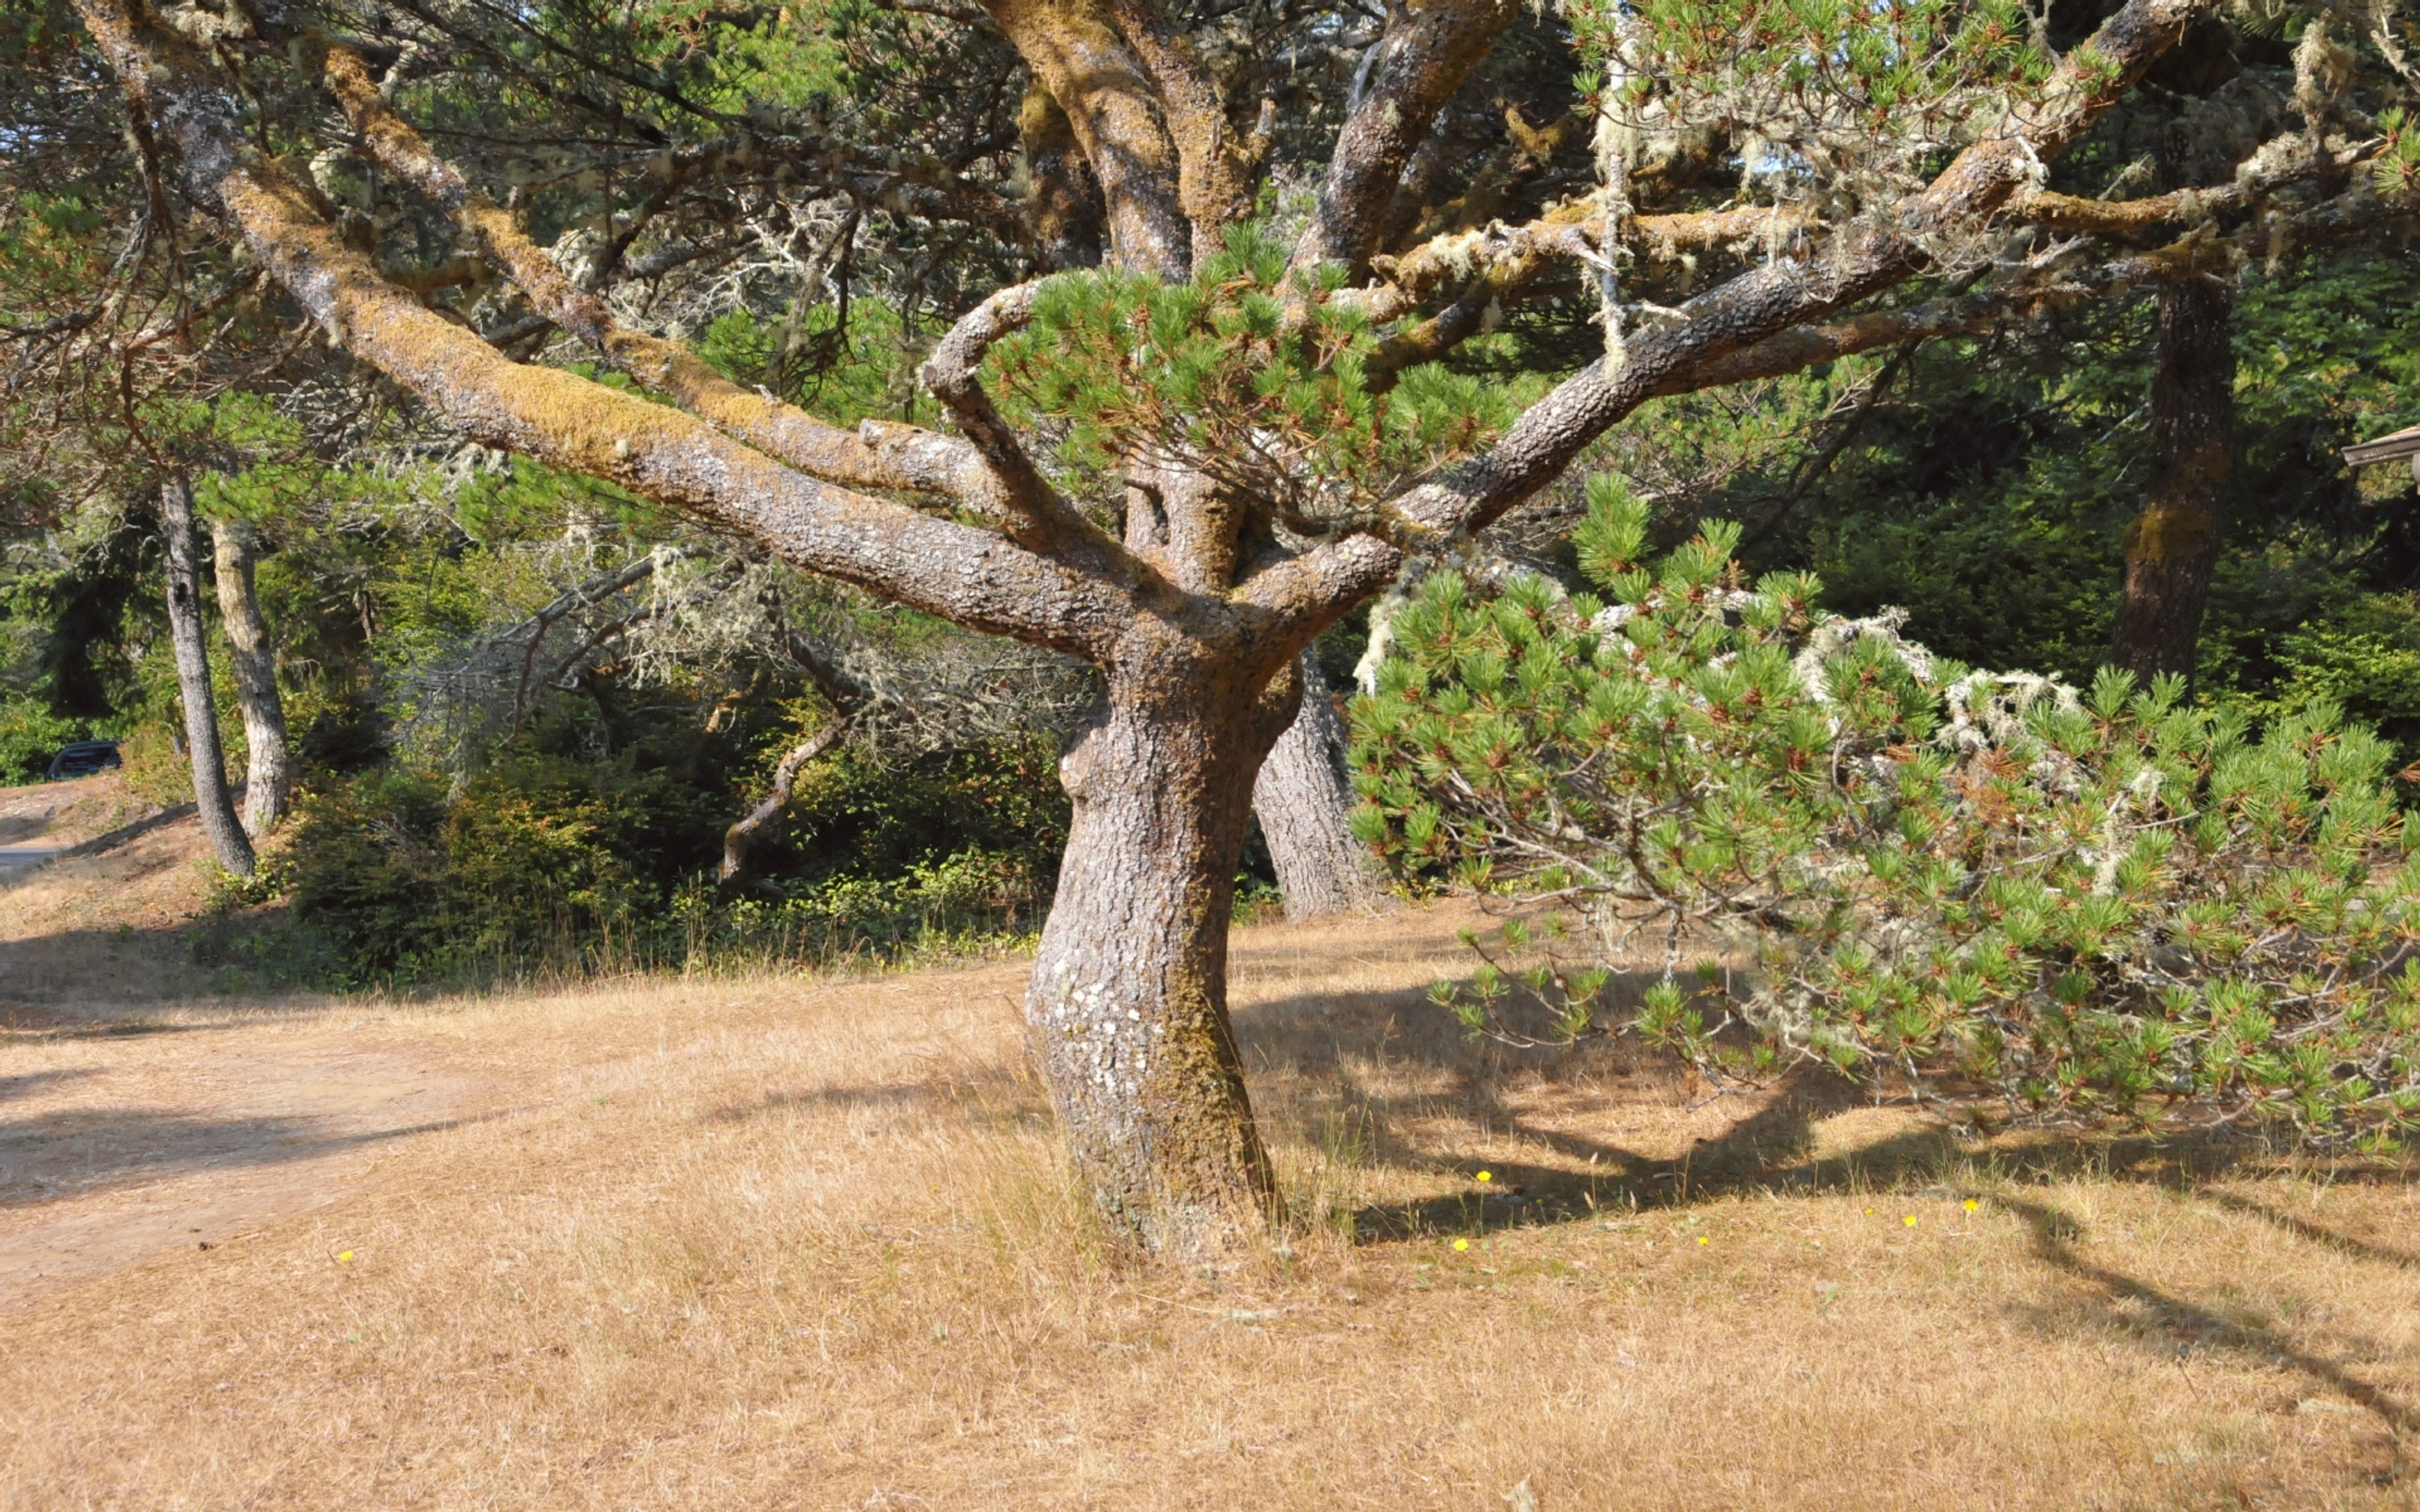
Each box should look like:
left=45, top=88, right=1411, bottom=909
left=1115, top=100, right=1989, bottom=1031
left=983, top=0, right=1190, bottom=277
left=1099, top=0, right=1259, bottom=260
left=185, top=142, right=1113, bottom=648
left=2009, top=185, right=2238, bottom=235
left=1633, top=204, right=1813, bottom=260
left=323, top=44, right=970, bottom=503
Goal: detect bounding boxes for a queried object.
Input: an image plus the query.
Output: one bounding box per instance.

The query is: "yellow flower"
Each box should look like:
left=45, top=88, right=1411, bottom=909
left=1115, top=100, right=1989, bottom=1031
left=337, top=1251, right=355, bottom=1262
left=1902, top=1215, right=1917, bottom=1227
left=1696, top=1235, right=1709, bottom=1246
left=1475, top=1170, right=1492, bottom=1184
left=1453, top=1238, right=1471, bottom=1252
left=1963, top=1198, right=1980, bottom=1213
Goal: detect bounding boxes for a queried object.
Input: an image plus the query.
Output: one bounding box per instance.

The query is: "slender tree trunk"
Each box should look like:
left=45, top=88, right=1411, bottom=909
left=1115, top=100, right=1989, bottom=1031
left=1026, top=642, right=1296, bottom=1259
left=159, top=476, right=254, bottom=877
left=1253, top=652, right=1386, bottom=919
left=720, top=721, right=847, bottom=881
left=2110, top=278, right=2233, bottom=684
left=209, top=516, right=292, bottom=835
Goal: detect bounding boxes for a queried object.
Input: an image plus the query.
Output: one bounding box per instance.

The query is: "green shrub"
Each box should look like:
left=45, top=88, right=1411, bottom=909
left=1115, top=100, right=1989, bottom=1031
left=1350, top=476, right=2420, bottom=1152
left=272, top=733, right=1067, bottom=989
left=0, top=699, right=85, bottom=785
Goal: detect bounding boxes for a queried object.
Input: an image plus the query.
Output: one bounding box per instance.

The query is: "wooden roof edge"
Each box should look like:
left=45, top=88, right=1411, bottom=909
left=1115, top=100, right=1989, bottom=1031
left=2346, top=423, right=2420, bottom=466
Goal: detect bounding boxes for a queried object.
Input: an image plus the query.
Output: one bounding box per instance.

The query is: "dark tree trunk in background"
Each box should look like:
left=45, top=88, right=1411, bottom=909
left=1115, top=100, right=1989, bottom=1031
left=160, top=476, right=255, bottom=877
left=720, top=721, right=848, bottom=881
left=209, top=517, right=292, bottom=835
left=2110, top=278, right=2234, bottom=684
left=1018, top=83, right=1104, bottom=273
left=1024, top=637, right=1296, bottom=1259
left=1253, top=653, right=1386, bottom=919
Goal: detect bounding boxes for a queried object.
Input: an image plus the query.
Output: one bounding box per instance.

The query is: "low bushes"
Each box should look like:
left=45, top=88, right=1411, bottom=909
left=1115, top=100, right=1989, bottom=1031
left=219, top=733, right=1068, bottom=989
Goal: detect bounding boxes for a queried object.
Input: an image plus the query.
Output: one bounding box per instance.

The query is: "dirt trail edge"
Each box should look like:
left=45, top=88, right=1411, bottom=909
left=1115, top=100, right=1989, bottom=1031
left=0, top=1023, right=481, bottom=1308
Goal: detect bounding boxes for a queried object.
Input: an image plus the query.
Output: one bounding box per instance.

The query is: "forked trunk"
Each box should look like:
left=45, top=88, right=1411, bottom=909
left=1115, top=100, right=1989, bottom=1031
left=1253, top=652, right=1386, bottom=919
left=1025, top=645, right=1293, bottom=1258
left=159, top=476, right=255, bottom=877
left=210, top=517, right=293, bottom=835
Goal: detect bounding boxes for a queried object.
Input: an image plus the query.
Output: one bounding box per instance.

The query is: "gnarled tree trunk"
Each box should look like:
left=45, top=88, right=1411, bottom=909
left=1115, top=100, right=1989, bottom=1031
left=209, top=516, right=292, bottom=835
left=1252, top=653, right=1385, bottom=918
left=1018, top=83, right=1105, bottom=273
left=2109, top=277, right=2233, bottom=684
left=159, top=476, right=254, bottom=877
left=80, top=0, right=2216, bottom=1260
left=1026, top=637, right=1296, bottom=1257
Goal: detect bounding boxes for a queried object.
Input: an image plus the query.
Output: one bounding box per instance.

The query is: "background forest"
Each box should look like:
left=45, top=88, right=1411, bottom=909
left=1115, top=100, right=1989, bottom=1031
left=4, top=0, right=2416, bottom=988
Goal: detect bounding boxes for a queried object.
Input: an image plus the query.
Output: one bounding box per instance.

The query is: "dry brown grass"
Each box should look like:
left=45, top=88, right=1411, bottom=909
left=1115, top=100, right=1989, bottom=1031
left=0, top=775, right=238, bottom=1017
left=2, top=901, right=2416, bottom=1510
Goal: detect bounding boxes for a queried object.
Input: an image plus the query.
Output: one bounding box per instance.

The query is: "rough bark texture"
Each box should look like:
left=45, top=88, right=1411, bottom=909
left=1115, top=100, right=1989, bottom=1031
left=981, top=0, right=1191, bottom=277
left=159, top=477, right=254, bottom=877
left=209, top=516, right=290, bottom=835
left=1028, top=638, right=1296, bottom=1258
left=2111, top=278, right=2234, bottom=683
left=1296, top=0, right=1521, bottom=277
left=1097, top=0, right=1259, bottom=261
left=1018, top=83, right=1105, bottom=273
left=1253, top=654, right=1386, bottom=919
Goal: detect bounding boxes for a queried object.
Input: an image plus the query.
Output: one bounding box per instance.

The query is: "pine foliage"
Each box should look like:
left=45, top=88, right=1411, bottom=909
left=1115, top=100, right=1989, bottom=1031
left=1350, top=477, right=2420, bottom=1150
left=991, top=225, right=1524, bottom=524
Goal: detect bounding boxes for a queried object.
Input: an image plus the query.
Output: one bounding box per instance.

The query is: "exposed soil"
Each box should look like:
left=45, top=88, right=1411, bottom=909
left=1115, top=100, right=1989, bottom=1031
left=0, top=1025, right=480, bottom=1307
left=0, top=777, right=482, bottom=1307
left=0, top=775, right=240, bottom=1015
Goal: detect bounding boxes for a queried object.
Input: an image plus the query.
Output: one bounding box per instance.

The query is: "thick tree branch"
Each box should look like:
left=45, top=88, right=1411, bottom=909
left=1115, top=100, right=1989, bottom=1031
left=83, top=0, right=1132, bottom=657
left=2005, top=138, right=2375, bottom=237
left=1099, top=0, right=1262, bottom=261
left=321, top=46, right=968, bottom=503
left=1297, top=0, right=1521, bottom=279
left=919, top=281, right=1110, bottom=553
left=720, top=720, right=850, bottom=881
left=1247, top=0, right=2221, bottom=627
left=1019, top=82, right=1106, bottom=271
left=1687, top=181, right=2414, bottom=392
left=983, top=0, right=1191, bottom=277
left=1373, top=201, right=1811, bottom=315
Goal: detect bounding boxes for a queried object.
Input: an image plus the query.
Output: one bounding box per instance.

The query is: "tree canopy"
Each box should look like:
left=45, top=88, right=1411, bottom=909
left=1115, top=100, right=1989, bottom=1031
left=6, top=0, right=2417, bottom=1256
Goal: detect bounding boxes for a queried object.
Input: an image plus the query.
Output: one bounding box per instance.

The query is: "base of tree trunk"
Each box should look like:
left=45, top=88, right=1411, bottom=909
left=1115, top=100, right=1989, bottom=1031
left=160, top=477, right=255, bottom=877
left=1024, top=655, right=1295, bottom=1260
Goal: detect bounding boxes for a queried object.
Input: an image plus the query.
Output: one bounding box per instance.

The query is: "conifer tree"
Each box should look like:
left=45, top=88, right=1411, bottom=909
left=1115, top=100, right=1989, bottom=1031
left=60, top=0, right=2416, bottom=1255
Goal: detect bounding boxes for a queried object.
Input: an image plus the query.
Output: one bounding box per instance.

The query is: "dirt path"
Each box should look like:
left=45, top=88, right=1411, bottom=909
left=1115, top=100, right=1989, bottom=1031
left=0, top=775, right=491, bottom=1306
left=0, top=1018, right=482, bottom=1308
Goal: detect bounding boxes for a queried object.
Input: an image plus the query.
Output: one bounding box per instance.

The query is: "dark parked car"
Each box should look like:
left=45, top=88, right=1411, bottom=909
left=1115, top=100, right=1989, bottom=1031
left=47, top=740, right=122, bottom=781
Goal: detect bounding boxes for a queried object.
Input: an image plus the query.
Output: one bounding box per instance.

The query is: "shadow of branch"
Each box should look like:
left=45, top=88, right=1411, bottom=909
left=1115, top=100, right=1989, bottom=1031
left=1996, top=1194, right=2418, bottom=1452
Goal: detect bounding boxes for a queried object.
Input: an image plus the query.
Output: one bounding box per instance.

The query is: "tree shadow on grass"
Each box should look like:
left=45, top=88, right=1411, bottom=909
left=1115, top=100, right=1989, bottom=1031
left=1234, top=962, right=2420, bottom=1471
left=1995, top=1192, right=2417, bottom=1480
left=0, top=1105, right=520, bottom=1210
left=1229, top=964, right=2414, bottom=1236
left=2198, top=1188, right=2420, bottom=1273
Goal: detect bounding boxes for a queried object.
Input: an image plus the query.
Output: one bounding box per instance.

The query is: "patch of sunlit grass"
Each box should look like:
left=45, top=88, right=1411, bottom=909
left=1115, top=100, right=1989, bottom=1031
left=2, top=904, right=2415, bottom=1509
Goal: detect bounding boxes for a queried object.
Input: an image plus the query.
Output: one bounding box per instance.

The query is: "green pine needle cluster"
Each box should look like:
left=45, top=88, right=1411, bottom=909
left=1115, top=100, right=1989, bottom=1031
left=988, top=224, right=1521, bottom=523
left=1350, top=475, right=2420, bottom=1152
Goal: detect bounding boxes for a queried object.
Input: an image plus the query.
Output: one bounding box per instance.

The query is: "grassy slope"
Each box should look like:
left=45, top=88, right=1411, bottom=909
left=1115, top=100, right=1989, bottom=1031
left=0, top=773, right=251, bottom=1018
left=0, top=884, right=2414, bottom=1509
